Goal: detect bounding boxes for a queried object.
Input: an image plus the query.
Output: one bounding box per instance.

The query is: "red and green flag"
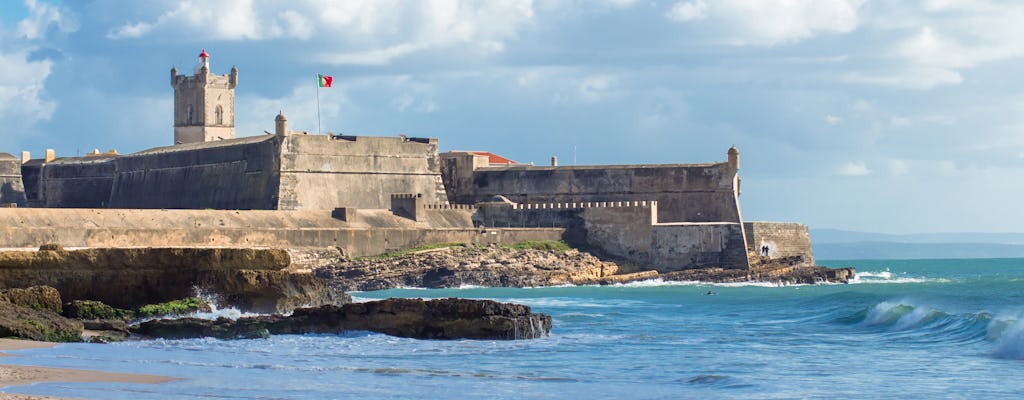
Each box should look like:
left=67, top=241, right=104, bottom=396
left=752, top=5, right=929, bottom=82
left=317, top=74, right=333, bottom=88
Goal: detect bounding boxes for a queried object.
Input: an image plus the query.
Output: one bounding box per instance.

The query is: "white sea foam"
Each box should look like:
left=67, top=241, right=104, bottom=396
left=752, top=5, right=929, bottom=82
left=989, top=316, right=1024, bottom=359
left=849, top=270, right=950, bottom=285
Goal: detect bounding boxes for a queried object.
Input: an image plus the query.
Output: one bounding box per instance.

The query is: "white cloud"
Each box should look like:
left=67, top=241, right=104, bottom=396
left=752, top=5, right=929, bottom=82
left=392, top=93, right=438, bottom=113
left=887, top=159, right=910, bottom=176
left=890, top=116, right=912, bottom=128
left=15, top=0, right=78, bottom=39
left=666, top=0, right=708, bottom=22
left=665, top=0, right=865, bottom=46
left=0, top=50, right=55, bottom=124
left=577, top=74, right=617, bottom=103
left=108, top=0, right=535, bottom=66
left=107, top=0, right=310, bottom=40
left=319, top=43, right=426, bottom=66
left=825, top=114, right=841, bottom=125
left=837, top=161, right=871, bottom=176
left=843, top=67, right=963, bottom=89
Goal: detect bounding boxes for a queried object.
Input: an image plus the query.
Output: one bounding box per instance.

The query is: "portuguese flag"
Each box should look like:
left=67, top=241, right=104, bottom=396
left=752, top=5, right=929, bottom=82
left=318, top=74, right=333, bottom=88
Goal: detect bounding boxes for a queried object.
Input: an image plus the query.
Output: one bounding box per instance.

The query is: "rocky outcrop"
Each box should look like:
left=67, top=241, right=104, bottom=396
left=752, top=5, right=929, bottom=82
left=662, top=256, right=856, bottom=284
left=0, top=286, right=63, bottom=314
left=0, top=300, right=82, bottom=342
left=0, top=247, right=345, bottom=313
left=132, top=298, right=551, bottom=340
left=316, top=246, right=626, bottom=291
left=316, top=246, right=856, bottom=290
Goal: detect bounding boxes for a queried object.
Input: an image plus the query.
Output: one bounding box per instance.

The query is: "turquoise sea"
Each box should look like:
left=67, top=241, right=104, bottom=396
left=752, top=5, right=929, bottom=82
left=3, top=258, right=1024, bottom=399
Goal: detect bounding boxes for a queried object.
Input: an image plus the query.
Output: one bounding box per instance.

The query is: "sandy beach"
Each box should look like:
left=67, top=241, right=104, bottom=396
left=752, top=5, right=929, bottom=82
left=0, top=339, right=177, bottom=400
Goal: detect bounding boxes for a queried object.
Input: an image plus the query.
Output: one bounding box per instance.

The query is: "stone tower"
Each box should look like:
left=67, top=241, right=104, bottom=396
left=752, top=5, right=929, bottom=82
left=171, top=49, right=238, bottom=144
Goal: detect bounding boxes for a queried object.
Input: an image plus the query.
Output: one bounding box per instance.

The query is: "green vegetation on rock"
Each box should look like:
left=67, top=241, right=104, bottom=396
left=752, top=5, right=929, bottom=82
left=63, top=300, right=133, bottom=321
left=135, top=297, right=211, bottom=319
left=356, top=243, right=468, bottom=260
left=500, top=240, right=570, bottom=251
left=0, top=301, right=83, bottom=343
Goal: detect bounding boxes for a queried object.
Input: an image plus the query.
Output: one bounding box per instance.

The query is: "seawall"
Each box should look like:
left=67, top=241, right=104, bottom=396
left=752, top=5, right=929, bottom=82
left=0, top=209, right=563, bottom=258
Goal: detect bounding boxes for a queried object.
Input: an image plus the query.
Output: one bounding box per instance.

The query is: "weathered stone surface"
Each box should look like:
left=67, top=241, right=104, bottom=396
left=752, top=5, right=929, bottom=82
left=0, top=247, right=343, bottom=314
left=0, top=301, right=82, bottom=342
left=132, top=298, right=551, bottom=340
left=0, top=286, right=62, bottom=314
left=316, top=246, right=626, bottom=291
left=318, top=247, right=855, bottom=289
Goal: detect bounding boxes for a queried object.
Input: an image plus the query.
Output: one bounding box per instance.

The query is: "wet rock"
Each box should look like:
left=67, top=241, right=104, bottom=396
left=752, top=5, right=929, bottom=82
left=0, top=301, right=82, bottom=342
left=133, top=298, right=551, bottom=340
left=63, top=300, right=133, bottom=320
left=0, top=247, right=345, bottom=314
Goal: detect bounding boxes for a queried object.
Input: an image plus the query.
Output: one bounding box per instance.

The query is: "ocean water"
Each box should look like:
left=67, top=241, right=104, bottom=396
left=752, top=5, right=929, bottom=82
left=3, top=258, right=1024, bottom=399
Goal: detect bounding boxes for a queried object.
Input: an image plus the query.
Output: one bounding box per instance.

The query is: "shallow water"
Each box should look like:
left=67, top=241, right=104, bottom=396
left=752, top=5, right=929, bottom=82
left=4, top=258, right=1024, bottom=399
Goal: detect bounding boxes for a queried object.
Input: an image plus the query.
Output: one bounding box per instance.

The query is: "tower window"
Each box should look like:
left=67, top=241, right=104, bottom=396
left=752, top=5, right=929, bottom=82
left=216, top=105, right=224, bottom=125
left=186, top=105, right=194, bottom=125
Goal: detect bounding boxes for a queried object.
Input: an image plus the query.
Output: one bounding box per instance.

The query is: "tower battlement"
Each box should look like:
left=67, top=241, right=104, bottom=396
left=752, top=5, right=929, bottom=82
left=171, top=49, right=237, bottom=144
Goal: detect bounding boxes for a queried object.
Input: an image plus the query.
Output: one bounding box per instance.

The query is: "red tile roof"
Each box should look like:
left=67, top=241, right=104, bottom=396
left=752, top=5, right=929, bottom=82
left=464, top=151, right=518, bottom=165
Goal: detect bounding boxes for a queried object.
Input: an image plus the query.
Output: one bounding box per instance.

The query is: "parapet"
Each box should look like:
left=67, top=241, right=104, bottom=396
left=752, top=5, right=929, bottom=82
left=511, top=200, right=658, bottom=210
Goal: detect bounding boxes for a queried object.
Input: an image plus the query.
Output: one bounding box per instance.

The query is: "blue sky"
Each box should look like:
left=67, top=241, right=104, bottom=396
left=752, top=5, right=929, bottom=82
left=1, top=0, right=1022, bottom=234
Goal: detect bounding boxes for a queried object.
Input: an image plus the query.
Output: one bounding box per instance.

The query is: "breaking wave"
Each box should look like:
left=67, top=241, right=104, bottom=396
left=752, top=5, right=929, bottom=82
left=840, top=300, right=1024, bottom=359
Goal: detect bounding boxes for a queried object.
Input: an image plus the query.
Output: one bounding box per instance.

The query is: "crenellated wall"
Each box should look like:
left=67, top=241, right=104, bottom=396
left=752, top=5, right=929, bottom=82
left=442, top=159, right=742, bottom=224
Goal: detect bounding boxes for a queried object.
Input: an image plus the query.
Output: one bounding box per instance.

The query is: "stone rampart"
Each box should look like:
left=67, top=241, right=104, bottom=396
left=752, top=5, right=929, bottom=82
left=445, top=162, right=740, bottom=223
left=652, top=223, right=749, bottom=270
left=0, top=153, right=26, bottom=207
left=41, top=156, right=116, bottom=208
left=474, top=200, right=749, bottom=270
left=0, top=209, right=562, bottom=258
left=109, top=135, right=280, bottom=209
left=743, top=222, right=815, bottom=266
left=278, top=135, right=447, bottom=210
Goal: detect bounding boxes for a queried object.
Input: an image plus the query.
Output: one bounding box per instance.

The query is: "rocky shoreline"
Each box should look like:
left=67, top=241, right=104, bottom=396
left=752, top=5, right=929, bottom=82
left=0, top=242, right=854, bottom=346
left=314, top=245, right=856, bottom=291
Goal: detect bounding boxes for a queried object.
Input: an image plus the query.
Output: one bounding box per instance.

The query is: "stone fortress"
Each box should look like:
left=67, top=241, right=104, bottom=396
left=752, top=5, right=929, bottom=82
left=0, top=50, right=814, bottom=271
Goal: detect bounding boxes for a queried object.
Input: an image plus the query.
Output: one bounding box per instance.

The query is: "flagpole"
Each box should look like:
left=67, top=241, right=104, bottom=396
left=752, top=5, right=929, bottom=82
left=315, top=74, right=322, bottom=135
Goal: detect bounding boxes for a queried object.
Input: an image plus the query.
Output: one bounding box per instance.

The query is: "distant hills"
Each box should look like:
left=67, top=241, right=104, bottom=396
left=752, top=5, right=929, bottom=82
left=810, top=229, right=1024, bottom=260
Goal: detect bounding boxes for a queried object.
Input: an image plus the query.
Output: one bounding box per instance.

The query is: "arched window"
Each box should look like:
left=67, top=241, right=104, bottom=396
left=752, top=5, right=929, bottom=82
left=186, top=105, right=194, bottom=125
left=215, top=105, right=224, bottom=125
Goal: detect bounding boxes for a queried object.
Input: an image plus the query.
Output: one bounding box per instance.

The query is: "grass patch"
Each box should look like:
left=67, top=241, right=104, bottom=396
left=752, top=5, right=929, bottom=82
left=355, top=242, right=468, bottom=260
left=500, top=240, right=570, bottom=251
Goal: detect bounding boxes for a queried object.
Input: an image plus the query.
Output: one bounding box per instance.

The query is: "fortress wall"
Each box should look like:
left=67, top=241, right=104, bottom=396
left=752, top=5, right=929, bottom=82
left=459, top=163, right=740, bottom=223
left=743, top=222, right=815, bottom=266
left=0, top=208, right=559, bottom=258
left=580, top=205, right=656, bottom=266
left=0, top=154, right=26, bottom=206
left=651, top=223, right=749, bottom=270
left=41, top=157, right=116, bottom=208
left=108, top=136, right=280, bottom=209
left=20, top=161, right=42, bottom=205
left=277, top=135, right=448, bottom=211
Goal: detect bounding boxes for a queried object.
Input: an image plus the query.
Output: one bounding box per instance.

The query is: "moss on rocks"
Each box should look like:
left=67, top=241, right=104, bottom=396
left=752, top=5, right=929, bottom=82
left=134, top=297, right=211, bottom=319
left=0, top=301, right=82, bottom=342
left=63, top=300, right=133, bottom=321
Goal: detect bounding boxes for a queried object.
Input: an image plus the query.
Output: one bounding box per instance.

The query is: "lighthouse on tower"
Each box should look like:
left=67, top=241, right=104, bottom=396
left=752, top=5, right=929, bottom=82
left=170, top=49, right=238, bottom=144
